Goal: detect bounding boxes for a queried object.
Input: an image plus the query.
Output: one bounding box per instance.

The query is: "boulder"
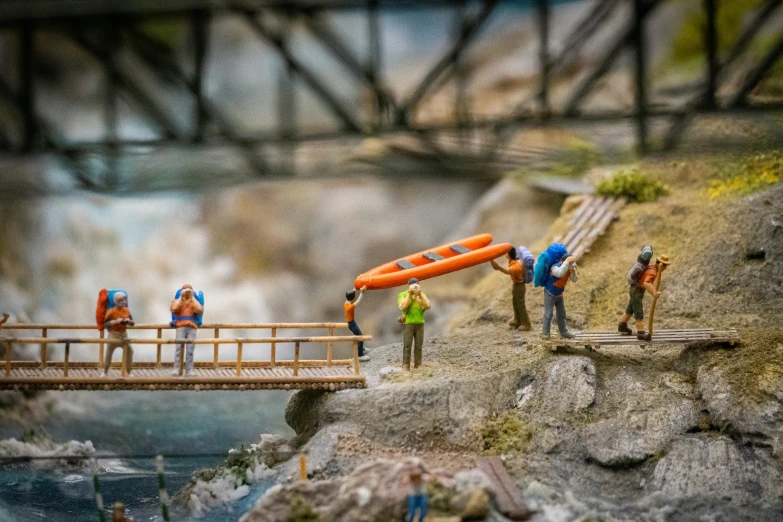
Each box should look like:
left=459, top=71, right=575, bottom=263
left=582, top=399, right=698, bottom=467
left=652, top=435, right=782, bottom=503
left=526, top=357, right=596, bottom=417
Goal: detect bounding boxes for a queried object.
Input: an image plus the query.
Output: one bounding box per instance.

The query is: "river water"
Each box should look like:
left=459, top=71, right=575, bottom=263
left=0, top=390, right=293, bottom=521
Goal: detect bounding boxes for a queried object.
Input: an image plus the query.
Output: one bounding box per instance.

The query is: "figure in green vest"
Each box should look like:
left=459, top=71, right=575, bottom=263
left=398, top=278, right=431, bottom=371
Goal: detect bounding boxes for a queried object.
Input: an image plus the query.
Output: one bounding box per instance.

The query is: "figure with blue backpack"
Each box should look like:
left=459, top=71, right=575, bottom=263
left=534, top=243, right=578, bottom=339
left=490, top=246, right=533, bottom=331
left=169, top=284, right=204, bottom=377
left=96, top=289, right=135, bottom=377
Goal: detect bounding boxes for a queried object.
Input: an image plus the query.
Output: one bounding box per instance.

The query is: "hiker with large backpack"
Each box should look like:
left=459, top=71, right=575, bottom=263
left=170, top=284, right=204, bottom=377
left=619, top=245, right=660, bottom=341
left=96, top=290, right=135, bottom=377
left=491, top=246, right=532, bottom=331
left=534, top=242, right=578, bottom=339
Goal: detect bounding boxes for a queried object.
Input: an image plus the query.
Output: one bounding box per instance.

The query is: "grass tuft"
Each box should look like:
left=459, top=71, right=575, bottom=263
left=707, top=150, right=782, bottom=199
left=478, top=411, right=532, bottom=455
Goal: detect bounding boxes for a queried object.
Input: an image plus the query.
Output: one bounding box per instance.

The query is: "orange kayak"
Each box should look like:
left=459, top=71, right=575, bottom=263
left=354, top=234, right=511, bottom=290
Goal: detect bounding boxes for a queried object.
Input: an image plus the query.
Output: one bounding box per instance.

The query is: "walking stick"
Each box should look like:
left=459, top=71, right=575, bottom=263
left=647, top=255, right=670, bottom=337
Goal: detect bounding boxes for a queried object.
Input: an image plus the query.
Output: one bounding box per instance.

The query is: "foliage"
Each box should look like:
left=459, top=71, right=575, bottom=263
left=707, top=151, right=782, bottom=199
left=286, top=492, right=320, bottom=522
left=479, top=411, right=532, bottom=455
left=670, top=1, right=764, bottom=65
left=595, top=168, right=668, bottom=203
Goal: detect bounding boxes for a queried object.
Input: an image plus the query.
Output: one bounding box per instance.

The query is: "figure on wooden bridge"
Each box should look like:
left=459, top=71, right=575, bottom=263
left=398, top=278, right=431, bottom=371
left=619, top=245, right=659, bottom=341
left=170, top=284, right=204, bottom=377
left=345, top=286, right=370, bottom=362
left=491, top=246, right=532, bottom=331
left=98, top=290, right=135, bottom=377
left=534, top=242, right=578, bottom=339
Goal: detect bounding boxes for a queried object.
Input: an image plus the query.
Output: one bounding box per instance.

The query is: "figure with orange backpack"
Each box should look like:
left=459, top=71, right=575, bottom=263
left=97, top=290, right=135, bottom=377
left=618, top=246, right=665, bottom=341
left=170, top=284, right=204, bottom=377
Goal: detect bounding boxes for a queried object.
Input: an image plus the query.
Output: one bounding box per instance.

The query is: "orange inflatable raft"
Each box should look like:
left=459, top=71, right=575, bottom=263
left=354, top=234, right=511, bottom=290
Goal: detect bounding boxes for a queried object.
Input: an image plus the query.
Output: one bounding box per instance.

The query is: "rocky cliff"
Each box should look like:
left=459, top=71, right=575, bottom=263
left=249, top=154, right=783, bottom=521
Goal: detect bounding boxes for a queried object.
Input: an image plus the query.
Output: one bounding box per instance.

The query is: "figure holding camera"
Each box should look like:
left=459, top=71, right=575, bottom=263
left=397, top=278, right=431, bottom=371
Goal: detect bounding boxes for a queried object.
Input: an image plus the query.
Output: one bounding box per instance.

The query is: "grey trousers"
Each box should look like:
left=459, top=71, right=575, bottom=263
left=173, top=327, right=197, bottom=372
left=104, top=331, right=133, bottom=373
left=542, top=289, right=569, bottom=337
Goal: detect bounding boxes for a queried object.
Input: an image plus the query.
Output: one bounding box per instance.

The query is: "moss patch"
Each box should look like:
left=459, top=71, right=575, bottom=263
left=700, top=330, right=783, bottom=403
left=479, top=411, right=532, bottom=455
left=596, top=168, right=669, bottom=203
left=286, top=492, right=320, bottom=522
left=707, top=150, right=782, bottom=199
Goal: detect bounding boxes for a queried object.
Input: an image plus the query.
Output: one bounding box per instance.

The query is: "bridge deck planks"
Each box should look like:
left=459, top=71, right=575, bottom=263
left=1, top=364, right=365, bottom=391
left=544, top=328, right=740, bottom=350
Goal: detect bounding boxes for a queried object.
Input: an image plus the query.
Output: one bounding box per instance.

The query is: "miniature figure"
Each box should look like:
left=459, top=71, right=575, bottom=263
left=491, top=246, right=531, bottom=331
left=398, top=278, right=431, bottom=371
left=618, top=245, right=659, bottom=341
left=111, top=502, right=133, bottom=522
left=402, top=460, right=430, bottom=522
left=534, top=242, right=578, bottom=339
left=100, top=291, right=135, bottom=377
left=170, top=284, right=204, bottom=377
left=345, top=286, right=369, bottom=362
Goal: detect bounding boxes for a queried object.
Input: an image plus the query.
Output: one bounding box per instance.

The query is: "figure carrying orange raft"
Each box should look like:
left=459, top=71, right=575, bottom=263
left=345, top=286, right=369, bottom=362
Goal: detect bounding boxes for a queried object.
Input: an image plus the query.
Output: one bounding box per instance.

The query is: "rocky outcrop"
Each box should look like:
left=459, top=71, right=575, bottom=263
left=652, top=435, right=782, bottom=504
left=525, top=357, right=596, bottom=416
left=286, top=369, right=529, bottom=446
left=240, top=458, right=493, bottom=522
left=697, top=364, right=783, bottom=455
left=583, top=399, right=698, bottom=467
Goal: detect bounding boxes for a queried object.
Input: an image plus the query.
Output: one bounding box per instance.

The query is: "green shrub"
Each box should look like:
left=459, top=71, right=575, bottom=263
left=595, top=168, right=668, bottom=202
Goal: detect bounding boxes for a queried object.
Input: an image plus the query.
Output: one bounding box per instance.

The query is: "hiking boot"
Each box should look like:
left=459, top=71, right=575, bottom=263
left=99, top=371, right=107, bottom=378
left=560, top=331, right=576, bottom=339
left=171, top=370, right=180, bottom=376
left=618, top=322, right=632, bottom=335
left=637, top=331, right=652, bottom=341
left=185, top=370, right=196, bottom=377
left=508, top=320, right=519, bottom=329
left=358, top=355, right=370, bottom=362
left=517, top=324, right=532, bottom=332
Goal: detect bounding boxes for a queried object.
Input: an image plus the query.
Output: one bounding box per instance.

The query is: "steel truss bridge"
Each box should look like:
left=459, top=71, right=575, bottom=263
left=0, top=0, right=782, bottom=192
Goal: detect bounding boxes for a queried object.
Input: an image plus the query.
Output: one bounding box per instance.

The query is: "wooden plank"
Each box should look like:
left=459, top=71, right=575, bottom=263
left=567, top=196, right=595, bottom=226
left=213, top=327, right=220, bottom=369
left=475, top=456, right=531, bottom=520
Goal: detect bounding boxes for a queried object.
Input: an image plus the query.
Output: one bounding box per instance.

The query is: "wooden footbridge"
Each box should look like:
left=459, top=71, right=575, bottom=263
left=545, top=328, right=740, bottom=351
left=0, top=319, right=368, bottom=391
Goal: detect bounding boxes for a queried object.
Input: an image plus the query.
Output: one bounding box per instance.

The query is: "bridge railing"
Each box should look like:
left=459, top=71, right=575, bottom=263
left=0, top=322, right=370, bottom=380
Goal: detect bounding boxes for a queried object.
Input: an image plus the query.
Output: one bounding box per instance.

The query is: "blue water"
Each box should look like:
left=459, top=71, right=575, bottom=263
left=0, top=390, right=293, bottom=521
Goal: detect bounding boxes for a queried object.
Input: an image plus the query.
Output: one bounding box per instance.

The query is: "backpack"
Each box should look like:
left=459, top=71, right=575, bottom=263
left=533, top=252, right=549, bottom=288
left=534, top=243, right=568, bottom=288
left=96, top=288, right=129, bottom=330
left=170, top=289, right=205, bottom=327
left=627, top=262, right=645, bottom=286
left=517, top=246, right=535, bottom=285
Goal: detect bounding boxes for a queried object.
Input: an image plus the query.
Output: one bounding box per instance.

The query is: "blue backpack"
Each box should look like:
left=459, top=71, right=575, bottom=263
left=170, top=289, right=204, bottom=327
left=533, top=243, right=568, bottom=288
